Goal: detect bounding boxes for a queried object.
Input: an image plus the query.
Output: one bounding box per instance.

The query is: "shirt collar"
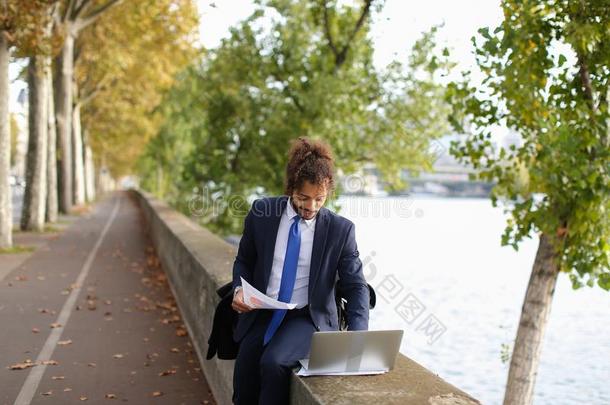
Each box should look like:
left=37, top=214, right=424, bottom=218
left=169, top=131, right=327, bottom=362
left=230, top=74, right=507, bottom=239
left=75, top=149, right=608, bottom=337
left=286, top=197, right=316, bottom=228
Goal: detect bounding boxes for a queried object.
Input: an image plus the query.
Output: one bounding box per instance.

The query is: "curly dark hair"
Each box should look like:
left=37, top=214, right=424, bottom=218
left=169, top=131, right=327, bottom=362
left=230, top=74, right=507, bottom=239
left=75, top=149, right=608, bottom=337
left=284, top=137, right=335, bottom=196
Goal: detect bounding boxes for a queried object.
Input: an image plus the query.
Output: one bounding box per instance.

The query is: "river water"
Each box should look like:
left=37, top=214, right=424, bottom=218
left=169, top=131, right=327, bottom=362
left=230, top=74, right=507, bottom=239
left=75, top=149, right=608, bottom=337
left=336, top=195, right=609, bottom=405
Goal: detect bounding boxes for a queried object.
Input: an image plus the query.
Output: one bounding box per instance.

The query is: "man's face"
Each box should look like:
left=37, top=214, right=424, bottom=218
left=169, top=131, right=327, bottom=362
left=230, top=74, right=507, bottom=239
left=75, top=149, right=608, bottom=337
left=291, top=180, right=328, bottom=220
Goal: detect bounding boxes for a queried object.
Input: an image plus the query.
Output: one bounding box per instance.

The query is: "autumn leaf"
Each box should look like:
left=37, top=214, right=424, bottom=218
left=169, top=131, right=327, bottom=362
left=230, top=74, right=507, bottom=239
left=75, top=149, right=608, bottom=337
left=50, top=322, right=62, bottom=328
left=152, top=391, right=163, bottom=397
left=9, top=360, right=37, bottom=370
left=58, top=339, right=72, bottom=346
left=158, top=369, right=177, bottom=377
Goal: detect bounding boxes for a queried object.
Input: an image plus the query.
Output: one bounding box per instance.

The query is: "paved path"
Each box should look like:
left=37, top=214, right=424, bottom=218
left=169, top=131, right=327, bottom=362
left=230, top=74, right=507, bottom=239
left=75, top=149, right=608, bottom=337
left=0, top=191, right=216, bottom=405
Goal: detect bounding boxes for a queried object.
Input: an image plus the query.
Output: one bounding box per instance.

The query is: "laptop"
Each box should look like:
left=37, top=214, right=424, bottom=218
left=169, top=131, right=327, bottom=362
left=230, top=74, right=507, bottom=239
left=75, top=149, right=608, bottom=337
left=296, top=330, right=403, bottom=376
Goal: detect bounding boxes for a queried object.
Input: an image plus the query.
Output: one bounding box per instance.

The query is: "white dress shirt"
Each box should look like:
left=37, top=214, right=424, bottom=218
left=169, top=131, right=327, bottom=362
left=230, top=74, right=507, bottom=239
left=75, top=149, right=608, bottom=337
left=265, top=197, right=316, bottom=309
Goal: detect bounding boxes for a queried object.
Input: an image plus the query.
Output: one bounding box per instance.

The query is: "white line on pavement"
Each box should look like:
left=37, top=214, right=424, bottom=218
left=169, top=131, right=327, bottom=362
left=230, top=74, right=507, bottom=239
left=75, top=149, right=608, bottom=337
left=13, top=195, right=121, bottom=405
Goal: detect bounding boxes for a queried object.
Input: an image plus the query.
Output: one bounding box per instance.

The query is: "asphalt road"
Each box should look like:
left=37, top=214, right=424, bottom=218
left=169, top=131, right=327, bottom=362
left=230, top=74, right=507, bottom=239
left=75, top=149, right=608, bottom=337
left=0, top=191, right=216, bottom=405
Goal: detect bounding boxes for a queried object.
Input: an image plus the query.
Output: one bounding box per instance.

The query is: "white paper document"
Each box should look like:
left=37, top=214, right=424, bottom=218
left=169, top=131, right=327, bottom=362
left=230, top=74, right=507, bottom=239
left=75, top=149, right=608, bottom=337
left=240, top=277, right=297, bottom=310
left=296, top=359, right=388, bottom=377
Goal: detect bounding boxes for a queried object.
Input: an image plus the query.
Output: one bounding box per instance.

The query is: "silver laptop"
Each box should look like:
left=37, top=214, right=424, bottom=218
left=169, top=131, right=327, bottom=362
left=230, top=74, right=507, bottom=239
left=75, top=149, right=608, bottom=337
left=296, top=330, right=403, bottom=376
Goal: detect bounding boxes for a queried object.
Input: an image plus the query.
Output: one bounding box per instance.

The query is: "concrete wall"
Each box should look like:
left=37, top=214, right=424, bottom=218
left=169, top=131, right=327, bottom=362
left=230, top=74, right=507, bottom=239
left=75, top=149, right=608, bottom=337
left=131, top=190, right=481, bottom=405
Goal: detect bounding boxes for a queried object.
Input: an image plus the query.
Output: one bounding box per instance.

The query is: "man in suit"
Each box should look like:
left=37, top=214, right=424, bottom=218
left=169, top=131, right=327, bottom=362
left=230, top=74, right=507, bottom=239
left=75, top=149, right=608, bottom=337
left=231, top=137, right=370, bottom=405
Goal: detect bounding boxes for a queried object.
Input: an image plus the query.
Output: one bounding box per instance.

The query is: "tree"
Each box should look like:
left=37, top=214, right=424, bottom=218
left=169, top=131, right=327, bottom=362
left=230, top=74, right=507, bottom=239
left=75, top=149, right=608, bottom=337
left=20, top=1, right=60, bottom=231
left=76, top=0, right=198, bottom=182
left=46, top=56, right=58, bottom=222
left=0, top=26, right=10, bottom=248
left=22, top=54, right=49, bottom=230
left=139, top=0, right=453, bottom=234
left=447, top=1, right=609, bottom=404
left=0, top=0, right=56, bottom=247
left=52, top=0, right=122, bottom=214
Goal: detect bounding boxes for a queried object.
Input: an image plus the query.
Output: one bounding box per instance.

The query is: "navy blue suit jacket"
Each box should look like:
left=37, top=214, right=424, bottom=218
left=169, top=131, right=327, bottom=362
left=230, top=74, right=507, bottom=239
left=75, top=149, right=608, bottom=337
left=232, top=195, right=369, bottom=342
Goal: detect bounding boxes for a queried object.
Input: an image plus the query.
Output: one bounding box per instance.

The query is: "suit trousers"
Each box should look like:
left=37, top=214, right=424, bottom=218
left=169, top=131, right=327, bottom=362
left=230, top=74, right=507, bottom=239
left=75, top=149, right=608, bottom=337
left=232, top=305, right=315, bottom=405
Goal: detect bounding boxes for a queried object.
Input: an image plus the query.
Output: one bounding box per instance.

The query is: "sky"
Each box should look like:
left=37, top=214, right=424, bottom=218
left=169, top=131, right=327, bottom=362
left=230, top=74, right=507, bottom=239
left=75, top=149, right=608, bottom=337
left=196, top=0, right=503, bottom=73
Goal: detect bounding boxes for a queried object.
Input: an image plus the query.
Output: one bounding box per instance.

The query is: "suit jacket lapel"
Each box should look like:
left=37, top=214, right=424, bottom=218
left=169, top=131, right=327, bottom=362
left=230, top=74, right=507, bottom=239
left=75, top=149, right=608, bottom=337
left=308, top=207, right=330, bottom=303
left=263, top=196, right=288, bottom=290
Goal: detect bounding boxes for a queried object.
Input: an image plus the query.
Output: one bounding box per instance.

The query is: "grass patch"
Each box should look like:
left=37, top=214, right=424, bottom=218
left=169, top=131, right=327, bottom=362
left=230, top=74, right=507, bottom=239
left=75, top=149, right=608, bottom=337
left=12, top=225, right=60, bottom=234
left=0, top=245, right=35, bottom=254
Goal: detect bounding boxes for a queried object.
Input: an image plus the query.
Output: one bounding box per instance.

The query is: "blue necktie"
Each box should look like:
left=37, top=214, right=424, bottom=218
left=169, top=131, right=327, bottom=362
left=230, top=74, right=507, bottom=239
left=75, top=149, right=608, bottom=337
left=263, top=215, right=301, bottom=346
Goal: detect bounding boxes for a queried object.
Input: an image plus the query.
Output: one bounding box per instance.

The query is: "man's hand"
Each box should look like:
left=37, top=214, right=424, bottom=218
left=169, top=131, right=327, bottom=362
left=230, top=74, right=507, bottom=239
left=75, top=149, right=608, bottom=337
left=232, top=289, right=255, bottom=314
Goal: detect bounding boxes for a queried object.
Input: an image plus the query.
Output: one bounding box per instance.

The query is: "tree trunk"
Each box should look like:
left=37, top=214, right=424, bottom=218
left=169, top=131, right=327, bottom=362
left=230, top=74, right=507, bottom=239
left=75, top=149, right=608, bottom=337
left=22, top=56, right=48, bottom=231
left=72, top=93, right=85, bottom=206
left=0, top=33, right=12, bottom=248
left=54, top=32, right=74, bottom=214
left=46, top=59, right=58, bottom=223
left=503, top=232, right=561, bottom=405
left=83, top=131, right=96, bottom=202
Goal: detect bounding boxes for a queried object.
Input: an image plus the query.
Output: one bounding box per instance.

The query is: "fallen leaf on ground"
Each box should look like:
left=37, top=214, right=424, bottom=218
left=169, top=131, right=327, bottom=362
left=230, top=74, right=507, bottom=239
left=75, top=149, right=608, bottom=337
left=112, top=354, right=124, bottom=359
left=50, top=322, right=62, bottom=328
left=42, top=391, right=53, bottom=396
left=52, top=376, right=65, bottom=380
left=64, top=387, right=72, bottom=392
left=80, top=395, right=88, bottom=401
left=176, top=328, right=187, bottom=337
left=105, top=393, right=116, bottom=399
left=32, top=327, right=40, bottom=333
left=158, top=369, right=177, bottom=377
left=161, top=315, right=180, bottom=324
left=152, top=391, right=163, bottom=397
left=170, top=347, right=180, bottom=353
left=9, top=360, right=36, bottom=370
left=58, top=339, right=72, bottom=346
left=15, top=275, right=28, bottom=281
left=87, top=362, right=96, bottom=367
left=41, top=360, right=58, bottom=365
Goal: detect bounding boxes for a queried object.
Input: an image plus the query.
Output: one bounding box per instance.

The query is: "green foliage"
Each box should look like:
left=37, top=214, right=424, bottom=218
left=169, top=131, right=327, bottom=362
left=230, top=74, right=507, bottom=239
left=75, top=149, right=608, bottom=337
left=447, top=0, right=610, bottom=290
left=139, top=0, right=453, bottom=235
